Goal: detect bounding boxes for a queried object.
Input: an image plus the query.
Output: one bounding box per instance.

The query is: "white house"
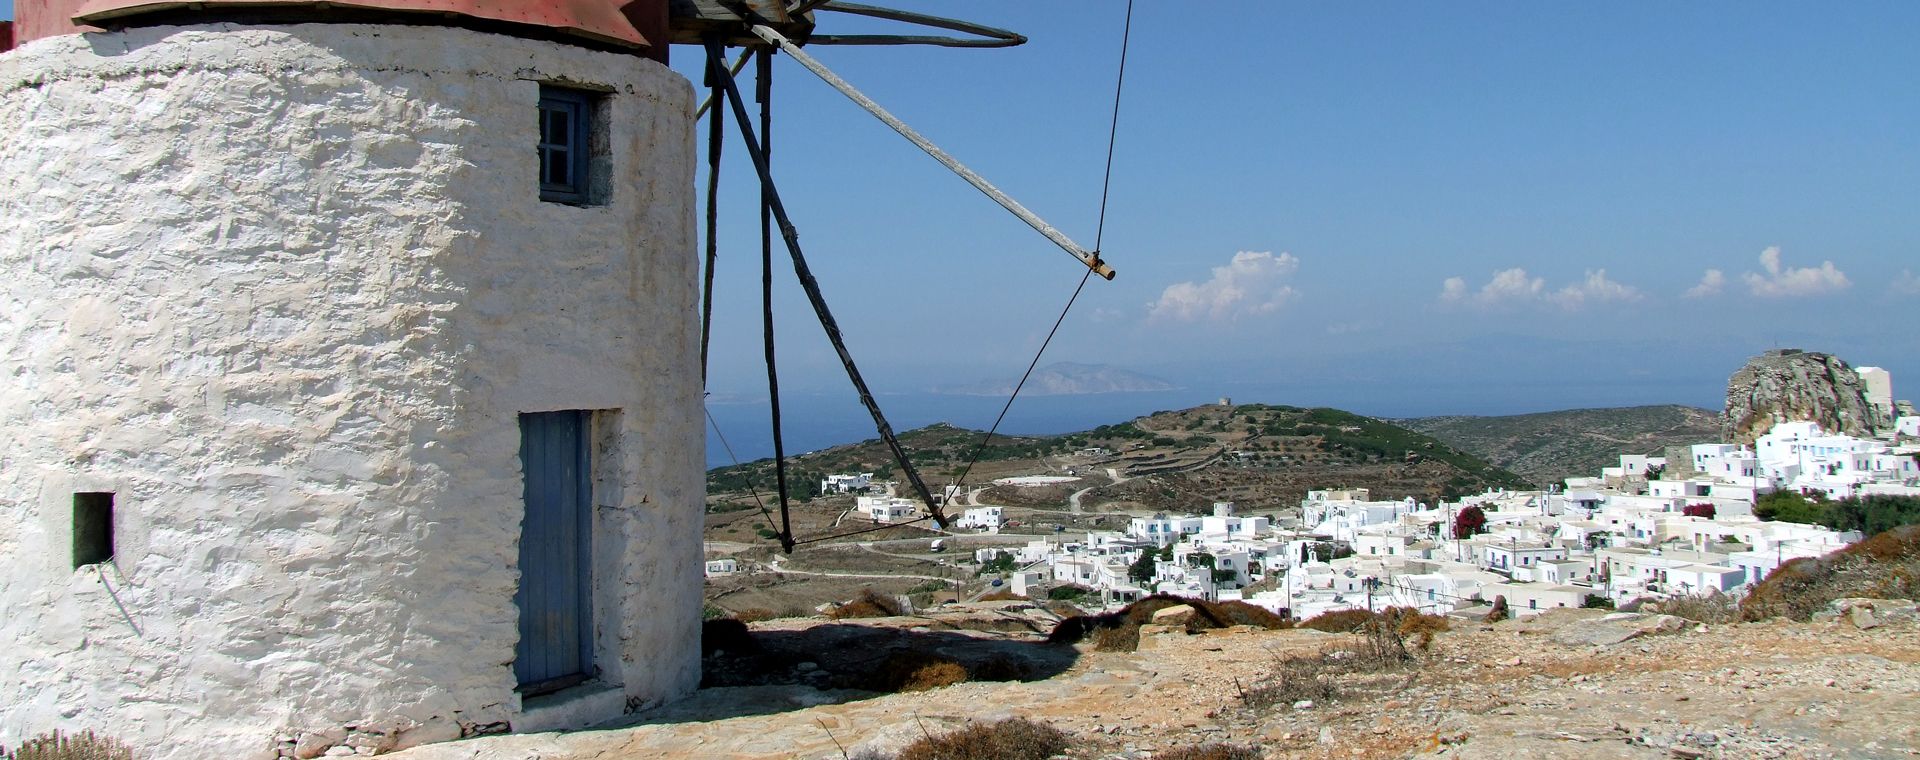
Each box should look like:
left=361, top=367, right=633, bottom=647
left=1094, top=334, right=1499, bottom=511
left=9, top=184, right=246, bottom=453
left=1128, top=514, right=1206, bottom=547
left=1664, top=564, right=1746, bottom=596
left=1481, top=541, right=1568, bottom=573
left=856, top=496, right=920, bottom=523
left=955, top=506, right=1005, bottom=532
left=1482, top=582, right=1591, bottom=614
left=820, top=473, right=875, bottom=494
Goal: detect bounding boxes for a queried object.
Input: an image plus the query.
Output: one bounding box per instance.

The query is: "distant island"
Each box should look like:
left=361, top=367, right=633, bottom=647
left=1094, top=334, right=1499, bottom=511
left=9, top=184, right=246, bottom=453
left=933, top=362, right=1179, bottom=396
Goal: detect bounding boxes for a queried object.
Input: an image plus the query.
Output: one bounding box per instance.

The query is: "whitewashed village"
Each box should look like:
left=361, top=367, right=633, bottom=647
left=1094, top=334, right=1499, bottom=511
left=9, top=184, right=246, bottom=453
left=741, top=363, right=1917, bottom=624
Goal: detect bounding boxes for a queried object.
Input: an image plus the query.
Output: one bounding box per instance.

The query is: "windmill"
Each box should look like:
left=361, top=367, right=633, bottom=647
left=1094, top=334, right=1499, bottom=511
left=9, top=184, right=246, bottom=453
left=0, top=0, right=1130, bottom=749
left=671, top=1, right=1133, bottom=551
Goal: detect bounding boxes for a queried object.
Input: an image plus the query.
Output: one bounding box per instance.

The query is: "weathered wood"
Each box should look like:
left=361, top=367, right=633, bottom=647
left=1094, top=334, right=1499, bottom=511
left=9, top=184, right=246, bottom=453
left=667, top=0, right=812, bottom=45
left=694, top=47, right=753, bottom=120
left=704, top=42, right=951, bottom=529
left=808, top=34, right=1020, bottom=48
left=747, top=23, right=1116, bottom=280
left=815, top=2, right=1023, bottom=47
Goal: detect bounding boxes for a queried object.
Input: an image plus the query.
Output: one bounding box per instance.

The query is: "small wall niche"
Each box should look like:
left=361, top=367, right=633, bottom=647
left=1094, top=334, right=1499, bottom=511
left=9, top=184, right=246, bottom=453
left=72, top=492, right=115, bottom=568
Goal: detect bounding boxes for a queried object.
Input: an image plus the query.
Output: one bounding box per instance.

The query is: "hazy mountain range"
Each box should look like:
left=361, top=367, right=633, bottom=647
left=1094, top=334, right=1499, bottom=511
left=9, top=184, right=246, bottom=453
left=1399, top=404, right=1721, bottom=484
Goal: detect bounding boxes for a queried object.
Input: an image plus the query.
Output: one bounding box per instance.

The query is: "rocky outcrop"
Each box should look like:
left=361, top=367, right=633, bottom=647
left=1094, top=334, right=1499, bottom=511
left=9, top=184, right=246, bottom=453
left=1723, top=349, right=1881, bottom=444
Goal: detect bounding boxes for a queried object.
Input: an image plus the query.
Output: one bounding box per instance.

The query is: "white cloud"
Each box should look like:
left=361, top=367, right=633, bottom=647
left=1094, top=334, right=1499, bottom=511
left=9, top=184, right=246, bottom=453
left=1891, top=270, right=1920, bottom=296
left=1742, top=246, right=1849, bottom=297
left=1439, top=267, right=1640, bottom=310
left=1684, top=269, right=1725, bottom=298
left=1550, top=269, right=1642, bottom=309
left=1148, top=251, right=1300, bottom=323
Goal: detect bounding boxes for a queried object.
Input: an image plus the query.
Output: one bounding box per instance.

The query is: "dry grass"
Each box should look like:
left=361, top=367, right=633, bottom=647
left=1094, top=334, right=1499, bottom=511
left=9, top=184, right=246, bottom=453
left=895, top=718, right=1072, bottom=760
left=1742, top=524, right=1920, bottom=622
left=1391, top=608, right=1451, bottom=651
left=1242, top=607, right=1434, bottom=712
left=1152, top=744, right=1263, bottom=760
left=864, top=652, right=970, bottom=693
left=1, top=730, right=135, bottom=760
left=1048, top=594, right=1291, bottom=652
left=1241, top=655, right=1338, bottom=708
left=1652, top=593, right=1740, bottom=624
left=828, top=589, right=906, bottom=620
left=733, top=608, right=777, bottom=623
left=1297, top=607, right=1449, bottom=651
left=1090, top=625, right=1139, bottom=652
left=1296, top=608, right=1377, bottom=633
left=975, top=590, right=1023, bottom=602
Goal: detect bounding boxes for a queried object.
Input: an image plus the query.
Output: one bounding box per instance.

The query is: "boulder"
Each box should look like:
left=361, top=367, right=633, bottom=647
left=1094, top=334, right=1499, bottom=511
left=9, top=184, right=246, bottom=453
left=1550, top=613, right=1685, bottom=647
left=294, top=728, right=349, bottom=760
left=1812, top=598, right=1920, bottom=629
left=1150, top=604, right=1197, bottom=626
left=1133, top=623, right=1178, bottom=650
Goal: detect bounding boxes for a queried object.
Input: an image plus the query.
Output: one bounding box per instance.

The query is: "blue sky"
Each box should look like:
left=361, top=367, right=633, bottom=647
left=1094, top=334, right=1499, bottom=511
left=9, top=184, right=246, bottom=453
left=1, top=0, right=12, bottom=21
left=678, top=2, right=1920, bottom=415
left=6, top=2, right=1908, bottom=417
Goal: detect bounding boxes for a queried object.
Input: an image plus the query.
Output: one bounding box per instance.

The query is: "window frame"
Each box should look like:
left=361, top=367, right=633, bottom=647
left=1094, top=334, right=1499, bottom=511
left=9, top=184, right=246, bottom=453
left=538, top=86, right=595, bottom=205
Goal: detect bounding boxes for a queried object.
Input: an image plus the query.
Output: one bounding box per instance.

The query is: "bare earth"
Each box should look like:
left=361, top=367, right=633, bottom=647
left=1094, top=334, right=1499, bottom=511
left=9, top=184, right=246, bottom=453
left=390, top=609, right=1920, bottom=760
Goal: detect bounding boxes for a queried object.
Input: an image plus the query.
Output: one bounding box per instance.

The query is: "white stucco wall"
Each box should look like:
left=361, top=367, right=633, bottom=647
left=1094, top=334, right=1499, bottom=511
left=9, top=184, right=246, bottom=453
left=0, top=23, right=699, bottom=758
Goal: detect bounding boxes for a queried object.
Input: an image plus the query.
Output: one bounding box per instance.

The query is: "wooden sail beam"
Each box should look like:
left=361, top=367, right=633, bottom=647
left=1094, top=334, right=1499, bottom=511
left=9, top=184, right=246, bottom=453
left=807, top=2, right=1024, bottom=48
left=747, top=23, right=1116, bottom=280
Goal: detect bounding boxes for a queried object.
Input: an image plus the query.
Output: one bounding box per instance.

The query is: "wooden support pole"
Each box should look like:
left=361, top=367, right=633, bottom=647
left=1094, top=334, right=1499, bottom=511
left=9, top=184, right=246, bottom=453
left=704, top=42, right=950, bottom=530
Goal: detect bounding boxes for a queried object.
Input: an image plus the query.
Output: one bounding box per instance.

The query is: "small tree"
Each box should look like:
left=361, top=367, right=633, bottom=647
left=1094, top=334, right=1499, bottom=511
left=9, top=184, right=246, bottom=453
left=1453, top=505, right=1488, bottom=539
left=1682, top=503, right=1716, bottom=519
left=1754, top=490, right=1828, bottom=525
left=1127, top=552, right=1157, bottom=583
left=978, top=551, right=1016, bottom=575
left=1189, top=552, right=1218, bottom=569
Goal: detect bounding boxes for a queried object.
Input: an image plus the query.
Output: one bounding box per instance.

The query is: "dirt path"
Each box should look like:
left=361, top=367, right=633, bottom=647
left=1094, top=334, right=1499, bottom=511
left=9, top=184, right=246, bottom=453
left=764, top=555, right=950, bottom=584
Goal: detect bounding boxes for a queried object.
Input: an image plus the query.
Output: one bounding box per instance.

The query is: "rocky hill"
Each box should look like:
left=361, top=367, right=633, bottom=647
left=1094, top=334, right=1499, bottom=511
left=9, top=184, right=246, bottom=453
left=1399, top=405, right=1720, bottom=484
left=707, top=403, right=1526, bottom=515
left=1724, top=349, right=1883, bottom=445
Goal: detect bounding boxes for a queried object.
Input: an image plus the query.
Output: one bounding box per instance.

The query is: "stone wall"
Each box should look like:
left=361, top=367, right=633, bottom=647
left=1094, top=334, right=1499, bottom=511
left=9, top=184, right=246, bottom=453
left=0, top=24, right=699, bottom=758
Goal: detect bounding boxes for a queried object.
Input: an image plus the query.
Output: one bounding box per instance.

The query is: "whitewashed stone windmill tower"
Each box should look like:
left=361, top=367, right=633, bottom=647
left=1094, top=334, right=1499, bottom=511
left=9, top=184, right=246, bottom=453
left=1, top=0, right=1108, bottom=754
left=0, top=0, right=704, bottom=755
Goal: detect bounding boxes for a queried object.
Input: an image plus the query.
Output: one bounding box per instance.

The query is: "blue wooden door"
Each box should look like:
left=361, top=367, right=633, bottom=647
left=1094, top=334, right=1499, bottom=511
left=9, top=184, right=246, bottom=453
left=514, top=410, right=594, bottom=694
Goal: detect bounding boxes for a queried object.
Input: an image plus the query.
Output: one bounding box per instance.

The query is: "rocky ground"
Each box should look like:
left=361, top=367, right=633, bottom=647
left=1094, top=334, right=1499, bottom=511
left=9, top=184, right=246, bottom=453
left=390, top=603, right=1920, bottom=760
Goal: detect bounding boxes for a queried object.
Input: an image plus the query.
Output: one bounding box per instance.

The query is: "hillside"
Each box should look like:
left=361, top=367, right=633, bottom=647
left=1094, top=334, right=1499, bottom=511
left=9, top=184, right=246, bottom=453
left=707, top=403, right=1526, bottom=515
left=1399, top=405, right=1720, bottom=484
